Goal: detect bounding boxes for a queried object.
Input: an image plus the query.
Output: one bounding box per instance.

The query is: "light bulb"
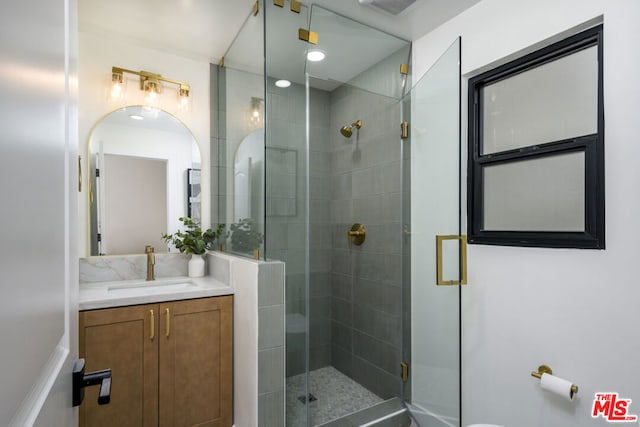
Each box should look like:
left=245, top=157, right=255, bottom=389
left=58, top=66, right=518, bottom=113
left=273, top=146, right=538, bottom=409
left=177, top=87, right=191, bottom=116
left=144, top=90, right=159, bottom=107
left=107, top=72, right=126, bottom=104
left=144, top=80, right=161, bottom=107
left=248, top=97, right=263, bottom=129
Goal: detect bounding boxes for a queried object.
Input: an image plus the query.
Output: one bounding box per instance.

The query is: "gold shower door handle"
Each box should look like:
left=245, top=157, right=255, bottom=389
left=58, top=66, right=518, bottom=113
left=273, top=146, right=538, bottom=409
left=436, top=235, right=467, bottom=285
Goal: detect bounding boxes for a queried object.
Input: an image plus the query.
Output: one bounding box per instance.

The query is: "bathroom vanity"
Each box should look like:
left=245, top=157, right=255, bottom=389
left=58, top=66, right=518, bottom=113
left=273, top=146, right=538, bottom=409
left=78, top=251, right=286, bottom=426
left=78, top=274, right=233, bottom=427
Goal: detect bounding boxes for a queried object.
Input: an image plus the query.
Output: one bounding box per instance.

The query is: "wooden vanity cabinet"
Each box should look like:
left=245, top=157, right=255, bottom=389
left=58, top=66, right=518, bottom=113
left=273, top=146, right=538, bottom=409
left=79, top=296, right=233, bottom=427
left=79, top=304, right=158, bottom=427
left=158, top=297, right=233, bottom=427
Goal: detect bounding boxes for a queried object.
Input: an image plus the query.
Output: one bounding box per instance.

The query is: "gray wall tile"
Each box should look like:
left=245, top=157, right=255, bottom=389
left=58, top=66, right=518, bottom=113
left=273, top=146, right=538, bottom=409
left=259, top=262, right=285, bottom=307
left=267, top=77, right=403, bottom=402
left=259, top=305, right=285, bottom=350
left=259, top=347, right=285, bottom=394
left=259, top=390, right=285, bottom=427
left=328, top=84, right=403, bottom=399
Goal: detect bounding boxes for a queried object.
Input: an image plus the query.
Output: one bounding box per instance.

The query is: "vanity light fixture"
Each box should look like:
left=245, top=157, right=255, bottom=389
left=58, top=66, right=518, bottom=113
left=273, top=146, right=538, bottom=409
left=108, top=71, right=126, bottom=103
left=249, top=97, right=264, bottom=129
left=110, top=66, right=191, bottom=113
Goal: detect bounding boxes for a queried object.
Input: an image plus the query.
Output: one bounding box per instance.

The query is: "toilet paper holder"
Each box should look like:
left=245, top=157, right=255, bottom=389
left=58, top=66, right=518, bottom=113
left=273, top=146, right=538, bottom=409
left=531, top=365, right=578, bottom=395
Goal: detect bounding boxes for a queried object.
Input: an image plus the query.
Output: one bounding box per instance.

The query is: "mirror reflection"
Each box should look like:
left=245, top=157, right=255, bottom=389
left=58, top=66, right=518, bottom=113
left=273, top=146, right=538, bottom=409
left=88, top=106, right=201, bottom=256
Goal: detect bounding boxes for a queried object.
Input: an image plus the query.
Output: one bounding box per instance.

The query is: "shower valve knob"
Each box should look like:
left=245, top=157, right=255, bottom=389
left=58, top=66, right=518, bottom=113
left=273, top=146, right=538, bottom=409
left=347, top=223, right=366, bottom=247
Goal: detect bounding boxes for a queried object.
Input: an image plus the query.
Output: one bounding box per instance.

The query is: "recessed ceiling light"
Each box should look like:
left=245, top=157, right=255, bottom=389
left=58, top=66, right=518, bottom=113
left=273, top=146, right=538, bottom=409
left=129, top=114, right=144, bottom=121
left=275, top=79, right=292, bottom=88
left=306, top=50, right=326, bottom=62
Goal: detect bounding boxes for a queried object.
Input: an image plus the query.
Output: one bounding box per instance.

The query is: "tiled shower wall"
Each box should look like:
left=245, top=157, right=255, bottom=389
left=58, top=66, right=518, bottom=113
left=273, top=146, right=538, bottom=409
left=328, top=84, right=403, bottom=399
left=265, top=79, right=333, bottom=376
left=265, top=79, right=403, bottom=398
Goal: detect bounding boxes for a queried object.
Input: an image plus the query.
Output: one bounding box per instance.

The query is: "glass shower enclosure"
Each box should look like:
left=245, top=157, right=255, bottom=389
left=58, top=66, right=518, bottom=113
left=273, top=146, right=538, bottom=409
left=215, top=1, right=462, bottom=425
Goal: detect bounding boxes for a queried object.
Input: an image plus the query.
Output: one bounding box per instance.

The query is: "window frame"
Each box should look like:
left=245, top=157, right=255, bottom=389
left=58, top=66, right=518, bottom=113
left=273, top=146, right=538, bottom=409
left=467, top=25, right=604, bottom=249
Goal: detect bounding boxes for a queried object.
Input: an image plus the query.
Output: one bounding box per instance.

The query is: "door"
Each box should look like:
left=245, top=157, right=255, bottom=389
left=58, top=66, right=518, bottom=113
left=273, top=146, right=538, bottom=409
left=0, top=0, right=78, bottom=426
left=402, top=38, right=462, bottom=426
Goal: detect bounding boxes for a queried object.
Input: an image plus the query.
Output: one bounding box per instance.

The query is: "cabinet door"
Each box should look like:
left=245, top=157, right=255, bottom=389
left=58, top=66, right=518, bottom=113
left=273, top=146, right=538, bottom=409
left=79, top=305, right=159, bottom=427
left=159, top=296, right=233, bottom=427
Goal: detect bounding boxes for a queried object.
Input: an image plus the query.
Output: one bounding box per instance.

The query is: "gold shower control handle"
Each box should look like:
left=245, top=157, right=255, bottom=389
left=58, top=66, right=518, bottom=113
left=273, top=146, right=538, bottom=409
left=347, top=223, right=366, bottom=247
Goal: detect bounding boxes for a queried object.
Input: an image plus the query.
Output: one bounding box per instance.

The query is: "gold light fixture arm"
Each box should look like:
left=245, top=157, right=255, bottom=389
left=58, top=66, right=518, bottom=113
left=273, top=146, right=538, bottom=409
left=111, top=66, right=190, bottom=93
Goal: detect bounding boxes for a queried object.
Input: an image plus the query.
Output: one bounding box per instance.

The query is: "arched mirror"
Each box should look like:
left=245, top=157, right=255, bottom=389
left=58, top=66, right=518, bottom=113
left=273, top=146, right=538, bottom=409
left=87, top=106, right=201, bottom=255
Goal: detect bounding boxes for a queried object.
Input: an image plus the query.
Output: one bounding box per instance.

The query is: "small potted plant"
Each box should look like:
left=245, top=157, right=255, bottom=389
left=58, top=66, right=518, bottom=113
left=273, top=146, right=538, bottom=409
left=162, top=217, right=225, bottom=277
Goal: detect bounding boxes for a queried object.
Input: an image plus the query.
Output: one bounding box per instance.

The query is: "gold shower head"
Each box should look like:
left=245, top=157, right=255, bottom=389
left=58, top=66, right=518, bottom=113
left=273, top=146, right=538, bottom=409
left=340, top=120, right=362, bottom=138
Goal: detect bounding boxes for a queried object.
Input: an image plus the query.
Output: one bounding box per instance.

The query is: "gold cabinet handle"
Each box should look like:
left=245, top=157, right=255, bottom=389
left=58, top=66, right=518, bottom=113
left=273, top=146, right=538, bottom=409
left=165, top=308, right=170, bottom=337
left=150, top=310, right=155, bottom=340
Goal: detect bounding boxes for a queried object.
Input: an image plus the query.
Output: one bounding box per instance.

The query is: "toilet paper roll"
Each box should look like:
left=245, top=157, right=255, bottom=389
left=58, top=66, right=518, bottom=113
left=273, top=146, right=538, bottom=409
left=540, top=373, right=576, bottom=401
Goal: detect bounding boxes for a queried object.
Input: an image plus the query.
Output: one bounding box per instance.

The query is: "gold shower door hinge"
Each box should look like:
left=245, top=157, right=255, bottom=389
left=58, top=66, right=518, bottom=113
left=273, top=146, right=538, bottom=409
left=401, top=362, right=409, bottom=382
left=400, top=63, right=409, bottom=75
left=401, top=121, right=409, bottom=139
left=298, top=28, right=319, bottom=45
left=274, top=0, right=284, bottom=7
left=291, top=0, right=301, bottom=13
left=253, top=0, right=259, bottom=16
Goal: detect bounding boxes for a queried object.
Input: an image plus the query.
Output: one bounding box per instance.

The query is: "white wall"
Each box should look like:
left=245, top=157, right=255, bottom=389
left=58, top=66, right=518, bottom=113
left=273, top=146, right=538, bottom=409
left=413, top=1, right=640, bottom=426
left=78, top=31, right=211, bottom=256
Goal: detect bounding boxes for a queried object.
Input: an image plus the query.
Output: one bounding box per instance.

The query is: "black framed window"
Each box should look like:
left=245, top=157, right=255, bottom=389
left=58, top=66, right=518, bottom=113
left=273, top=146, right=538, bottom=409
left=467, top=25, right=604, bottom=249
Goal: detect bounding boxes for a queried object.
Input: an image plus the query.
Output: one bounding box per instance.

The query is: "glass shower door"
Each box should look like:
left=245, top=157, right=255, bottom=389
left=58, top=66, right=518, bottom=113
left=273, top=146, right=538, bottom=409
left=403, top=38, right=462, bottom=427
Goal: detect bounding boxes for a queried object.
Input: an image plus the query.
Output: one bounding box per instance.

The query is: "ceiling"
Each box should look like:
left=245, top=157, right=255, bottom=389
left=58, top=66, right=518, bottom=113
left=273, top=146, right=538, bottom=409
left=79, top=0, right=480, bottom=65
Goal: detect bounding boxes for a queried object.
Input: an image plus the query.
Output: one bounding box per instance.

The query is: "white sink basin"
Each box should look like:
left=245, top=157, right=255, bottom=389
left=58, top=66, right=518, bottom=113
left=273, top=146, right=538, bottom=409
left=107, top=280, right=198, bottom=296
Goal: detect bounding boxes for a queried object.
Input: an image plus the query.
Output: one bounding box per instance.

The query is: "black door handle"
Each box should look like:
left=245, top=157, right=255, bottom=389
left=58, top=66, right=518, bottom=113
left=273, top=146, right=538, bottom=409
left=72, top=359, right=112, bottom=407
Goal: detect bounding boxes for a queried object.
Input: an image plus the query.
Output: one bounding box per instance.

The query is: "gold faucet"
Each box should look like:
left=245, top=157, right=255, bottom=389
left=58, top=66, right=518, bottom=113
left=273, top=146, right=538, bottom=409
left=145, top=245, right=155, bottom=281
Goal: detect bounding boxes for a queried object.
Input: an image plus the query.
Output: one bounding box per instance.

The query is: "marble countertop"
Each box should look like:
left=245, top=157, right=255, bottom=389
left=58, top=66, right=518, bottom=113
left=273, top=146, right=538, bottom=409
left=79, top=275, right=233, bottom=310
